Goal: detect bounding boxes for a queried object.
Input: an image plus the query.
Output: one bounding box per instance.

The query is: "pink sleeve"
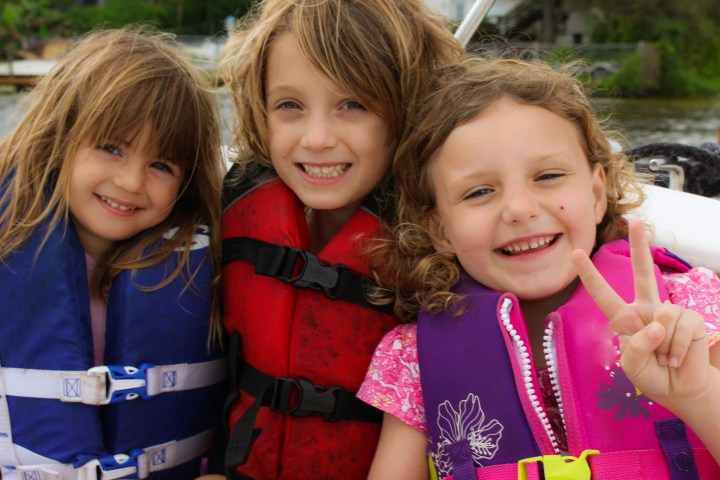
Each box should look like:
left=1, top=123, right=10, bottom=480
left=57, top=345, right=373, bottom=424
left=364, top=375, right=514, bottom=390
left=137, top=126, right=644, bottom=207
left=663, top=267, right=720, bottom=347
left=357, top=323, right=427, bottom=432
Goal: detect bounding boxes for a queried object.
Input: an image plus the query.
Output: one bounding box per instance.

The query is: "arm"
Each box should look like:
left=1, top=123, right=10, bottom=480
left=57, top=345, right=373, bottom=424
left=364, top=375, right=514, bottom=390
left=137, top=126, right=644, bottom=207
left=368, top=413, right=429, bottom=480
left=573, top=218, right=720, bottom=463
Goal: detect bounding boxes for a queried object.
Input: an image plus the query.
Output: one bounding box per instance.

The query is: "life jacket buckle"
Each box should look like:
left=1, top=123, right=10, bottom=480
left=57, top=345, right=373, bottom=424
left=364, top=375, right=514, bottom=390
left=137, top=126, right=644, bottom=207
left=81, top=450, right=143, bottom=480
left=261, top=245, right=342, bottom=296
left=517, top=449, right=599, bottom=480
left=270, top=377, right=342, bottom=421
left=88, top=364, right=153, bottom=405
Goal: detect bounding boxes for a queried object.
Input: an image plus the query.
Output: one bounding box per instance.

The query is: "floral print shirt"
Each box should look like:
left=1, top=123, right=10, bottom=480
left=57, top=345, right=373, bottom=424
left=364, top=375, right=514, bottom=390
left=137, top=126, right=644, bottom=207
left=356, top=267, right=720, bottom=432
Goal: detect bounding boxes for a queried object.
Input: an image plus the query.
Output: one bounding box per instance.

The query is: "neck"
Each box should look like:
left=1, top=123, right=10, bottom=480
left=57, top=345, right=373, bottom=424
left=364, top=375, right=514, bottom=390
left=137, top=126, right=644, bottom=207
left=520, top=278, right=579, bottom=368
left=306, top=201, right=361, bottom=253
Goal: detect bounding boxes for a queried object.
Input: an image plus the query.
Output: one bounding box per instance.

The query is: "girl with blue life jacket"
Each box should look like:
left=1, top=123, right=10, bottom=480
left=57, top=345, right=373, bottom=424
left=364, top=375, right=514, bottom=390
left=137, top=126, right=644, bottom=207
left=214, top=0, right=465, bottom=478
left=358, top=58, right=720, bottom=480
left=0, top=28, right=226, bottom=480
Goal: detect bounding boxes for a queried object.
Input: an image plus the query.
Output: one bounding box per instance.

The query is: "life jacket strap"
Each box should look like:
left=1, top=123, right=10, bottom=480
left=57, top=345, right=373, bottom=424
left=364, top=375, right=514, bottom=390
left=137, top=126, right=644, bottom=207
left=1, top=427, right=215, bottom=480
left=222, top=236, right=394, bottom=315
left=224, top=359, right=382, bottom=471
left=655, top=418, right=699, bottom=480
left=1, top=359, right=225, bottom=405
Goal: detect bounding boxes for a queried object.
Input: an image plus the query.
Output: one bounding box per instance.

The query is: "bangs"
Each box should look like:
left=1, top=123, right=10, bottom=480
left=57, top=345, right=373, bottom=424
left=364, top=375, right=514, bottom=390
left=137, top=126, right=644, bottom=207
left=78, top=72, right=208, bottom=173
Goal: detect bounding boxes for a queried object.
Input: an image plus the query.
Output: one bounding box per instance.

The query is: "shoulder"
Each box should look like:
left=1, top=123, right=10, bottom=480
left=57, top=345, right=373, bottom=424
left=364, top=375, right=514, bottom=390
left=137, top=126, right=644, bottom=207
left=357, top=323, right=426, bottom=432
left=663, top=267, right=720, bottom=346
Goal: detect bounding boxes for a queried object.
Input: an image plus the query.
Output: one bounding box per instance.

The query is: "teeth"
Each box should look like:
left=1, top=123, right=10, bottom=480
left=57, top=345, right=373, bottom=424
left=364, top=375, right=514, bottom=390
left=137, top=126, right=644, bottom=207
left=502, top=235, right=555, bottom=254
left=100, top=195, right=137, bottom=212
left=301, top=163, right=349, bottom=179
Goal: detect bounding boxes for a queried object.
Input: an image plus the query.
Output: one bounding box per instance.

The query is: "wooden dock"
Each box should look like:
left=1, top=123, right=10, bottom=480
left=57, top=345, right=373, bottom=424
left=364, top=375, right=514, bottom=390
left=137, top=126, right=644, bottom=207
left=0, top=60, right=56, bottom=87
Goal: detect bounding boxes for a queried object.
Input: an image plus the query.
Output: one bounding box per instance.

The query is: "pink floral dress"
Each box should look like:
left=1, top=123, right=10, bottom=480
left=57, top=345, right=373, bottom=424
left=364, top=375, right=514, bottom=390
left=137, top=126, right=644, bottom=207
left=357, top=267, right=720, bottom=432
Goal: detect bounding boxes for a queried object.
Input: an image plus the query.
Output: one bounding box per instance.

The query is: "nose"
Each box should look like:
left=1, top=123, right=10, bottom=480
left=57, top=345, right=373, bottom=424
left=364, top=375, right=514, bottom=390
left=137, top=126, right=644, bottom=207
left=300, top=113, right=337, bottom=151
left=501, top=184, right=539, bottom=224
left=113, top=161, right=144, bottom=194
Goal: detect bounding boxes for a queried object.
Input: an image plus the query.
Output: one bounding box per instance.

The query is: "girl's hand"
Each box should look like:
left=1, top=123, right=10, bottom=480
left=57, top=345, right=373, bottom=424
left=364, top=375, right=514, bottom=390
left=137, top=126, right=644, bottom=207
left=571, top=218, right=712, bottom=410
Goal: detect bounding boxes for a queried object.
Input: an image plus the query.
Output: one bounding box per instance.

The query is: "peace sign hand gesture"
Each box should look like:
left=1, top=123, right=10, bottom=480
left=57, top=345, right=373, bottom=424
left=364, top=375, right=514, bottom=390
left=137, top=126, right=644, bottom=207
left=571, top=218, right=712, bottom=412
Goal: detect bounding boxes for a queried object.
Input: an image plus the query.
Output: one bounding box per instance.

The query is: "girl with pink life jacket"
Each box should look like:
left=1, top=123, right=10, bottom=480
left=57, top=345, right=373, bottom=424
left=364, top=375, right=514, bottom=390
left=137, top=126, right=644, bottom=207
left=357, top=58, right=720, bottom=480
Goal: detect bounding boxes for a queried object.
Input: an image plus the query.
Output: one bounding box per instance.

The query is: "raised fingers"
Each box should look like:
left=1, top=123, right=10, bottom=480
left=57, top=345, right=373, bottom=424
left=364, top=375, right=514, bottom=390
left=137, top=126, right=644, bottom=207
left=572, top=248, right=624, bottom=320
left=628, top=219, right=661, bottom=305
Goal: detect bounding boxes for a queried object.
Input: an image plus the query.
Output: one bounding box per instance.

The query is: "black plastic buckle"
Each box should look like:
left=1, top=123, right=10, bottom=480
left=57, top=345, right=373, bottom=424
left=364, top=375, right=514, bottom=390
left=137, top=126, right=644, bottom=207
left=270, top=377, right=341, bottom=421
left=262, top=246, right=343, bottom=297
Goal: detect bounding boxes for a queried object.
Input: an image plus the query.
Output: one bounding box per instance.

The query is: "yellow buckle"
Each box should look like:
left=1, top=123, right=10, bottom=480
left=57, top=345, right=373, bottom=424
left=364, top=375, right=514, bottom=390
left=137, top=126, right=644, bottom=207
left=518, top=449, right=600, bottom=480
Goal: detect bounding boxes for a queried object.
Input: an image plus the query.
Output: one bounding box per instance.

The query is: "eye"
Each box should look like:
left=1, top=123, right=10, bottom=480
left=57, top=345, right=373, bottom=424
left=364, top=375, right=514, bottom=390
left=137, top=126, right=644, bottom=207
left=150, top=160, right=177, bottom=175
left=277, top=100, right=302, bottom=110
left=536, top=171, right=565, bottom=182
left=342, top=100, right=366, bottom=111
left=463, top=187, right=494, bottom=200
left=99, top=144, right=121, bottom=155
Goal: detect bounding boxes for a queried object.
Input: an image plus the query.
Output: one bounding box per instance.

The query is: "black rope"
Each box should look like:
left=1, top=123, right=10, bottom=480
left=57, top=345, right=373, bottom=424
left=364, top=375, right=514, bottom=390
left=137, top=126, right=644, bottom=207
left=624, top=141, right=720, bottom=197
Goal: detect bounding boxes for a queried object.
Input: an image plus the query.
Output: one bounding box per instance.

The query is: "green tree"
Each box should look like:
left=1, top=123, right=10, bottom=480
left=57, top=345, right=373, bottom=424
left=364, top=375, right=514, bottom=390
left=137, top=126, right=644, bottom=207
left=564, top=0, right=720, bottom=95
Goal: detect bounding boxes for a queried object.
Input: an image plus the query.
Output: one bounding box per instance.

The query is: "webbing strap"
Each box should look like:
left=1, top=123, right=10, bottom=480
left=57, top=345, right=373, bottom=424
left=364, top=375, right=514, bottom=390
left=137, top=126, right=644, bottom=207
left=588, top=448, right=718, bottom=479
left=443, top=448, right=718, bottom=480
left=2, top=359, right=225, bottom=405
left=447, top=441, right=475, bottom=480
left=656, top=418, right=700, bottom=480
left=224, top=359, right=382, bottom=471
left=222, top=236, right=394, bottom=315
left=1, top=428, right=215, bottom=480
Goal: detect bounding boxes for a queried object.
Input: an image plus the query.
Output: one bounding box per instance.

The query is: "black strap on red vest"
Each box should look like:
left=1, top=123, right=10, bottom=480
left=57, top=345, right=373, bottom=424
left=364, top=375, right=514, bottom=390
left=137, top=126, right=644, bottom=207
left=223, top=333, right=382, bottom=474
left=222, top=236, right=395, bottom=315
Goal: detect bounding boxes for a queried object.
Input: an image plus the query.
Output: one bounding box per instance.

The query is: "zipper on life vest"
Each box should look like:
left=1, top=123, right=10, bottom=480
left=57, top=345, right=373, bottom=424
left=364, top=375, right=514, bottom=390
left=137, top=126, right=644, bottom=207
left=543, top=318, right=567, bottom=449
left=499, top=297, right=560, bottom=455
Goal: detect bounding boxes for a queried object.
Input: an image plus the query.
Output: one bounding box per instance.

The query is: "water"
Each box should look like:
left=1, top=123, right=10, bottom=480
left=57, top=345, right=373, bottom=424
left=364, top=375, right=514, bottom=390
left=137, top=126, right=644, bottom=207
left=2, top=90, right=719, bottom=149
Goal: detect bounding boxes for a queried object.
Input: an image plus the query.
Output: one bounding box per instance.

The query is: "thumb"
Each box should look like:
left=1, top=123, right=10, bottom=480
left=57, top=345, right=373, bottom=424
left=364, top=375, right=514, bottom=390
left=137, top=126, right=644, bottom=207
left=621, top=322, right=666, bottom=370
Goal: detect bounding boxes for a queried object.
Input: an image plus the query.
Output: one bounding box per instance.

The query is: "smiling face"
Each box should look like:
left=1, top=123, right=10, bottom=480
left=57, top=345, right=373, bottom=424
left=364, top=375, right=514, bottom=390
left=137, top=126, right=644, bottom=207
left=67, top=122, right=183, bottom=259
left=429, top=97, right=607, bottom=304
left=264, top=32, right=392, bottom=224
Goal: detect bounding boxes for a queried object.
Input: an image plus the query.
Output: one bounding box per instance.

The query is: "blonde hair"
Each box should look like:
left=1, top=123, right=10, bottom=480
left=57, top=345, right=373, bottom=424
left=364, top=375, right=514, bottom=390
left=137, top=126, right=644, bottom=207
left=0, top=27, right=224, bottom=338
left=220, top=0, right=464, bottom=181
left=372, top=58, right=644, bottom=321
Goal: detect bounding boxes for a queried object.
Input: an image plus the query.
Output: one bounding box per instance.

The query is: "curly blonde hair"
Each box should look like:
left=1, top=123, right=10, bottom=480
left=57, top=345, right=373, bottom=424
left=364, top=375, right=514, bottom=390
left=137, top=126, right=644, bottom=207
left=0, top=27, right=224, bottom=339
left=371, top=57, right=645, bottom=321
left=219, top=0, right=465, bottom=182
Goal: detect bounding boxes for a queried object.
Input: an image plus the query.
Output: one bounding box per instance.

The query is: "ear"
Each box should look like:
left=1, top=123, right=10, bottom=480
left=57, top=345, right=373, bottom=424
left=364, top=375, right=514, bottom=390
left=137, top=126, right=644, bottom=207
left=428, top=212, right=454, bottom=256
left=591, top=163, right=608, bottom=224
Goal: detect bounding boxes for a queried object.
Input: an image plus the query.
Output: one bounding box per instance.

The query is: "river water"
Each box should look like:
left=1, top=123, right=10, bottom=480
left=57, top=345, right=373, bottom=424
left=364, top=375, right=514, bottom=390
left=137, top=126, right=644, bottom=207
left=1, top=90, right=719, bottom=149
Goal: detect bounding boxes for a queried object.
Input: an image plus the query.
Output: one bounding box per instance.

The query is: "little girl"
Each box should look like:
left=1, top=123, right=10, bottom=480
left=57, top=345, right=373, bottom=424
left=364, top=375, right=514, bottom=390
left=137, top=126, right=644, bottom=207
left=358, top=58, right=720, bottom=479
left=217, top=0, right=464, bottom=477
left=0, top=28, right=226, bottom=480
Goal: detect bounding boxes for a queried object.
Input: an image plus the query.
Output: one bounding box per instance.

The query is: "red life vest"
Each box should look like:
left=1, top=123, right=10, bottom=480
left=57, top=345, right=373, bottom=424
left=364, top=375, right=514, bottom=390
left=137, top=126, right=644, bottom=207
left=222, top=169, right=398, bottom=479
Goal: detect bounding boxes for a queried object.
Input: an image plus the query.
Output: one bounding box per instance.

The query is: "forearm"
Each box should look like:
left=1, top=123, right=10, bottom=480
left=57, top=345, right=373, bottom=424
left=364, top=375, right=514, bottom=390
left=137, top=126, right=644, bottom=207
left=672, top=368, right=720, bottom=465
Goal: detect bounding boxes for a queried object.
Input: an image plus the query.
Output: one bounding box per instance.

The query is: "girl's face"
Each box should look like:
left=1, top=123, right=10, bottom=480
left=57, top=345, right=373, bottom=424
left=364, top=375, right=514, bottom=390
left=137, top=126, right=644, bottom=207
left=264, top=33, right=392, bottom=224
left=429, top=97, right=607, bottom=304
left=67, top=122, right=183, bottom=259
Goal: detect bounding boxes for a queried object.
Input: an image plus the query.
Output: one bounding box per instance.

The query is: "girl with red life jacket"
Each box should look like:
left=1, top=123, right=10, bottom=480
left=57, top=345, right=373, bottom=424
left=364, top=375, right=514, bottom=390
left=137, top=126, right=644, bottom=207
left=358, top=58, right=720, bottom=480
left=0, top=28, right=226, bottom=480
left=214, top=1, right=465, bottom=478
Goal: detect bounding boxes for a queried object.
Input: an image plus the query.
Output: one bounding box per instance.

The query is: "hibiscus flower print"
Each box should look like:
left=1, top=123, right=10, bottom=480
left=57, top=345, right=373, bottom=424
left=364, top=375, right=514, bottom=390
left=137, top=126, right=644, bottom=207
left=432, top=393, right=504, bottom=477
left=596, top=365, right=651, bottom=420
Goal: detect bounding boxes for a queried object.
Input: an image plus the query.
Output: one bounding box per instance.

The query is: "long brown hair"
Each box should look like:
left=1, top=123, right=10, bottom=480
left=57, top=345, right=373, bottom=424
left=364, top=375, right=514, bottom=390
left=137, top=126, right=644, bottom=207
left=220, top=0, right=465, bottom=180
left=0, top=27, right=224, bottom=338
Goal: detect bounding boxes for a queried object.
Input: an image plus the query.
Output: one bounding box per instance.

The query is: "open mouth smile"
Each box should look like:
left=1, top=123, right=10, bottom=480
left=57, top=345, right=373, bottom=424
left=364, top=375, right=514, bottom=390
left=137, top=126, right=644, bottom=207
left=98, top=194, right=138, bottom=212
left=300, top=163, right=351, bottom=179
left=499, top=234, right=559, bottom=256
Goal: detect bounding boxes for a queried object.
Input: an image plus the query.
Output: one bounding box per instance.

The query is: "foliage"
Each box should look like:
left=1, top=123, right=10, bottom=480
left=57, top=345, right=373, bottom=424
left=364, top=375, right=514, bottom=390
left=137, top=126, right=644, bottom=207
left=562, top=0, right=720, bottom=96
left=66, top=0, right=171, bottom=32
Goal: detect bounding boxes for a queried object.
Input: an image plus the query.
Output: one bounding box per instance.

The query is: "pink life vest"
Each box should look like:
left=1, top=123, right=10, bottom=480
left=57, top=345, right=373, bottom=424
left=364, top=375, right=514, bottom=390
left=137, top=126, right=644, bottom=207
left=418, top=240, right=720, bottom=480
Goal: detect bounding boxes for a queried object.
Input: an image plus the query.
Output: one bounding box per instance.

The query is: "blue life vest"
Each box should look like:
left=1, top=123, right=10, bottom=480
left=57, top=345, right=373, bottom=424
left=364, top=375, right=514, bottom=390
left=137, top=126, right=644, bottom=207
left=0, top=219, right=225, bottom=480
